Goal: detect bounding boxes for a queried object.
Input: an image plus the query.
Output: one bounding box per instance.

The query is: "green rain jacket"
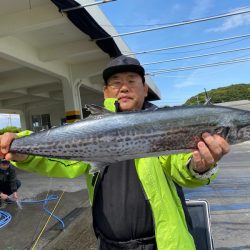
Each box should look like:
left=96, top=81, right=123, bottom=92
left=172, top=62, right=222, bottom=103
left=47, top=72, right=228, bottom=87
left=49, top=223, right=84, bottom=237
left=12, top=98, right=218, bottom=250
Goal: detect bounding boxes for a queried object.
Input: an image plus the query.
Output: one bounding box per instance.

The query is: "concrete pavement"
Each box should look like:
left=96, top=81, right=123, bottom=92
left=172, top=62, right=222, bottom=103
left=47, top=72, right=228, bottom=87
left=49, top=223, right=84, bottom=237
left=0, top=142, right=249, bottom=250
left=185, top=142, right=250, bottom=250
left=0, top=172, right=97, bottom=250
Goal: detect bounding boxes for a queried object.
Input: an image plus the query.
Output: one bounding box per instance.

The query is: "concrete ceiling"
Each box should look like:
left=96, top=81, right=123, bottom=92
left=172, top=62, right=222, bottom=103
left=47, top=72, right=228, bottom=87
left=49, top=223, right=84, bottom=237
left=0, top=0, right=160, bottom=116
left=0, top=0, right=113, bottom=113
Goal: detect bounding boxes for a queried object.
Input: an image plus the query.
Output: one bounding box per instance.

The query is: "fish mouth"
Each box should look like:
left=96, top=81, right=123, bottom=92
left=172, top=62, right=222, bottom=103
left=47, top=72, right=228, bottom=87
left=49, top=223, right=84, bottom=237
left=214, top=126, right=231, bottom=139
left=226, top=125, right=250, bottom=144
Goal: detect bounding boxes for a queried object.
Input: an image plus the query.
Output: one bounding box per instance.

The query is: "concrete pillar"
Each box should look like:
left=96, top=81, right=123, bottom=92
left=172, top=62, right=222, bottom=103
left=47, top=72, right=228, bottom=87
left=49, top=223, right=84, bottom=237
left=62, top=79, right=82, bottom=123
left=19, top=110, right=27, bottom=130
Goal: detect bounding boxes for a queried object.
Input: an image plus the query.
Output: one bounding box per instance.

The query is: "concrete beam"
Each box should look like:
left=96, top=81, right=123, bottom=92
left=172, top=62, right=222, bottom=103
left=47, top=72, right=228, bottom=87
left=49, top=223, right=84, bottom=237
left=10, top=99, right=63, bottom=111
left=2, top=96, right=45, bottom=107
left=0, top=36, right=70, bottom=80
left=79, top=78, right=103, bottom=94
left=0, top=58, right=23, bottom=72
left=0, top=92, right=23, bottom=100
left=71, top=57, right=108, bottom=79
left=39, top=40, right=100, bottom=62
left=31, top=92, right=51, bottom=98
left=12, top=89, right=28, bottom=95
left=0, top=3, right=66, bottom=37
left=1, top=92, right=62, bottom=107
left=27, top=82, right=61, bottom=94
left=49, top=91, right=63, bottom=101
left=0, top=68, right=58, bottom=92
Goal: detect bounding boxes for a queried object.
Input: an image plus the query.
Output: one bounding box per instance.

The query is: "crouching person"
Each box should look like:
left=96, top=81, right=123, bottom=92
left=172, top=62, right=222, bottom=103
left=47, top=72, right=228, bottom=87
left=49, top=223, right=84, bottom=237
left=0, top=159, right=21, bottom=207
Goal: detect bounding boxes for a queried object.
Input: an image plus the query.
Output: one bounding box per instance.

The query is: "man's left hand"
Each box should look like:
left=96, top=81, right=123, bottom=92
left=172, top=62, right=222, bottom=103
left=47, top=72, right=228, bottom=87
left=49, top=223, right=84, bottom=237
left=190, top=132, right=230, bottom=173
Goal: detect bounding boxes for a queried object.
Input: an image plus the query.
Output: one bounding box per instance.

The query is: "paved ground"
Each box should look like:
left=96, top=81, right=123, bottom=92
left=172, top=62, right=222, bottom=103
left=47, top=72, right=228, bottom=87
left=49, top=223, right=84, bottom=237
left=185, top=142, right=250, bottom=250
left=0, top=173, right=97, bottom=250
left=0, top=141, right=249, bottom=250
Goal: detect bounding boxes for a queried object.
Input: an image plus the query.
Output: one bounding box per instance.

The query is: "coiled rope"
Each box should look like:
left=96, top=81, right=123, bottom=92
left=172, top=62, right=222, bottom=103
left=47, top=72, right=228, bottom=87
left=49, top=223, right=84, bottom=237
left=0, top=194, right=65, bottom=230
left=0, top=210, right=12, bottom=229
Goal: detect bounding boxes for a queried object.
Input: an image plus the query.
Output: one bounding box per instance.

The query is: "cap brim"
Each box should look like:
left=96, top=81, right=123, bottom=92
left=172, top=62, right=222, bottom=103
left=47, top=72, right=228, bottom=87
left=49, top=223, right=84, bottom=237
left=103, top=65, right=145, bottom=83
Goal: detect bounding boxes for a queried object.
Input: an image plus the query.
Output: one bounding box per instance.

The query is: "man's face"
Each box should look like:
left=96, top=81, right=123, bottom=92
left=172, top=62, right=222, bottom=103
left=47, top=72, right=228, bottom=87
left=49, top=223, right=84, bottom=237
left=103, top=72, right=148, bottom=111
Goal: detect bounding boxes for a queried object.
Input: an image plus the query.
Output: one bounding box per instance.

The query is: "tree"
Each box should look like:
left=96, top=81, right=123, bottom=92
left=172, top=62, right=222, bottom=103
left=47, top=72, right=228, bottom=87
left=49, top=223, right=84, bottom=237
left=185, top=84, right=250, bottom=105
left=0, top=126, right=21, bottom=135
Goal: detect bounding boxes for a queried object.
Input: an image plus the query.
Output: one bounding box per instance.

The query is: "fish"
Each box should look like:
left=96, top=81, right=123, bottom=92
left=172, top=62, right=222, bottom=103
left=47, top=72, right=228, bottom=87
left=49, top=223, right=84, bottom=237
left=9, top=104, right=250, bottom=164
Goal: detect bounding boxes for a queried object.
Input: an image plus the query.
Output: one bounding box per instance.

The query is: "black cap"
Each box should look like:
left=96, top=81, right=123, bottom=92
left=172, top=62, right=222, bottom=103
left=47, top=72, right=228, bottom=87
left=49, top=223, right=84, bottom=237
left=103, top=55, right=145, bottom=83
left=0, top=159, right=9, bottom=164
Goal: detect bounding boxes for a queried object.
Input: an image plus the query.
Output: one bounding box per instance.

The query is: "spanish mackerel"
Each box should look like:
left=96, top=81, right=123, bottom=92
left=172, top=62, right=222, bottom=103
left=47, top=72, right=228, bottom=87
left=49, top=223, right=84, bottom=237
left=10, top=105, right=250, bottom=163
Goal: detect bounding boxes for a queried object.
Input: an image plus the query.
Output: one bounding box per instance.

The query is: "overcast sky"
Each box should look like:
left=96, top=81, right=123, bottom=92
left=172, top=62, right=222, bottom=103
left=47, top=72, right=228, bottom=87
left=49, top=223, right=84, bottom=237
left=0, top=113, right=21, bottom=129
left=98, top=0, right=250, bottom=106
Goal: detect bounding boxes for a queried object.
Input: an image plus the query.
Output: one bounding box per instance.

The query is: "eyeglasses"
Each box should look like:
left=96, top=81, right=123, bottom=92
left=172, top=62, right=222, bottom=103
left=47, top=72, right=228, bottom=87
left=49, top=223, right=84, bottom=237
left=107, top=80, right=141, bottom=89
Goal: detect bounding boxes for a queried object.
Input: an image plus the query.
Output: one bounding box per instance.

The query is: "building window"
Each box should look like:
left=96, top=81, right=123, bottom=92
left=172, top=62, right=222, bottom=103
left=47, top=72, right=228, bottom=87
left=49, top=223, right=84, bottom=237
left=32, top=114, right=51, bottom=132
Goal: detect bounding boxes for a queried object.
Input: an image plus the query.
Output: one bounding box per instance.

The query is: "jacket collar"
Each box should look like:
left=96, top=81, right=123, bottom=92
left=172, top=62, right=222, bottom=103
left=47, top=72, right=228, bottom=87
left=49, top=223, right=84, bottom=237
left=103, top=98, right=157, bottom=112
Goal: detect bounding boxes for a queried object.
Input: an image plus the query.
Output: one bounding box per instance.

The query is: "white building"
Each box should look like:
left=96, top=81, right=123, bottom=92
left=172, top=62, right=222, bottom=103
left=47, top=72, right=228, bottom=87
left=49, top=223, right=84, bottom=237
left=0, top=0, right=160, bottom=131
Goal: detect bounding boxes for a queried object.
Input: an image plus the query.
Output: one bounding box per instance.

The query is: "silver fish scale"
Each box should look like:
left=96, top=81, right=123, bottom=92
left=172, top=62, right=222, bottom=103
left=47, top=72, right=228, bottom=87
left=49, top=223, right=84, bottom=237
left=10, top=105, right=250, bottom=163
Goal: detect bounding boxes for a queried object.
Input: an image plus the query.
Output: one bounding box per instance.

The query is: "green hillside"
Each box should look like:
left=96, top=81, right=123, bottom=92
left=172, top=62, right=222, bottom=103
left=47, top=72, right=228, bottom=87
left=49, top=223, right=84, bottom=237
left=0, top=126, right=21, bottom=135
left=185, top=84, right=250, bottom=105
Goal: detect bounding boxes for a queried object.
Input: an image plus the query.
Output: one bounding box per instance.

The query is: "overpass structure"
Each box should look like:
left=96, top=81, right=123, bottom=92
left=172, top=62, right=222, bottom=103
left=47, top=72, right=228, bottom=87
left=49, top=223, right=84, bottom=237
left=0, top=0, right=160, bottom=131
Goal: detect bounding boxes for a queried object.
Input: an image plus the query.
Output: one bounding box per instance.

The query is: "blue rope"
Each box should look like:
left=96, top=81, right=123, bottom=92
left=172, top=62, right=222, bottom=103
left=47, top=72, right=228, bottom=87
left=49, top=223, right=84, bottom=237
left=42, top=195, right=65, bottom=229
left=0, top=195, right=64, bottom=229
left=20, top=195, right=65, bottom=229
left=19, top=194, right=58, bottom=204
left=0, top=210, right=12, bottom=229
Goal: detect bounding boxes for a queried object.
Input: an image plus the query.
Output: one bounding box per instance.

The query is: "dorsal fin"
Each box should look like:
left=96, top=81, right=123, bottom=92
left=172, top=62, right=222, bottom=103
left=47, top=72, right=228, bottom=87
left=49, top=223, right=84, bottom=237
left=85, top=104, right=113, bottom=116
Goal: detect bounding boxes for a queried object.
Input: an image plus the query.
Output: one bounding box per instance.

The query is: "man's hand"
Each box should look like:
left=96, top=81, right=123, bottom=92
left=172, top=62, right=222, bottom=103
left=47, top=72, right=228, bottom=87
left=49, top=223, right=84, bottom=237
left=0, top=192, right=8, bottom=201
left=0, top=132, right=28, bottom=162
left=190, top=132, right=230, bottom=173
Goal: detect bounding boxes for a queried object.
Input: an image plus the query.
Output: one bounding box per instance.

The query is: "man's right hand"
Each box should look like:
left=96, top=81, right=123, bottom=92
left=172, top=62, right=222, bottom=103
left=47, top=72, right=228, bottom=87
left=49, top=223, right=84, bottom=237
left=0, top=132, right=28, bottom=162
left=0, top=192, right=9, bottom=200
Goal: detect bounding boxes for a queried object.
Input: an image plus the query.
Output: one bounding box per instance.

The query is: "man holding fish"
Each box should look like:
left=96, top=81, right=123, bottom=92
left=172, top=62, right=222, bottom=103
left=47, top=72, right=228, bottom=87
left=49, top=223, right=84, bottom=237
left=0, top=55, right=231, bottom=250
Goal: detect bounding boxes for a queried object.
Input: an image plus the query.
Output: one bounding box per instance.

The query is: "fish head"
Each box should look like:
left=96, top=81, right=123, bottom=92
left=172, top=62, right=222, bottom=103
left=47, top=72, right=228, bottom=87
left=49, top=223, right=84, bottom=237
left=213, top=109, right=250, bottom=145
left=213, top=122, right=250, bottom=145
left=221, top=124, right=250, bottom=145
left=234, top=124, right=250, bottom=143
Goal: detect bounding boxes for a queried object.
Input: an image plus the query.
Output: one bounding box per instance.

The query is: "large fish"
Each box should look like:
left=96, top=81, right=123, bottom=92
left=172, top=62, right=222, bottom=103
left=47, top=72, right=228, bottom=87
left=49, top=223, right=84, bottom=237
left=10, top=105, right=250, bottom=164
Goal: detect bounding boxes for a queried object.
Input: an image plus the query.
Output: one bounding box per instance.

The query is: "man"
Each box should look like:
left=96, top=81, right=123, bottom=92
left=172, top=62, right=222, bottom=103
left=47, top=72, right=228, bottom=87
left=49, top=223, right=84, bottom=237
left=0, top=159, right=21, bottom=207
left=0, top=55, right=230, bottom=250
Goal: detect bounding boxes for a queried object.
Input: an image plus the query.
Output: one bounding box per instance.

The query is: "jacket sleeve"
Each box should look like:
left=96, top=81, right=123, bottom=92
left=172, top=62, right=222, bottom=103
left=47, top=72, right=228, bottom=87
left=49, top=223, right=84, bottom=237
left=10, top=130, right=90, bottom=178
left=159, top=153, right=218, bottom=188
